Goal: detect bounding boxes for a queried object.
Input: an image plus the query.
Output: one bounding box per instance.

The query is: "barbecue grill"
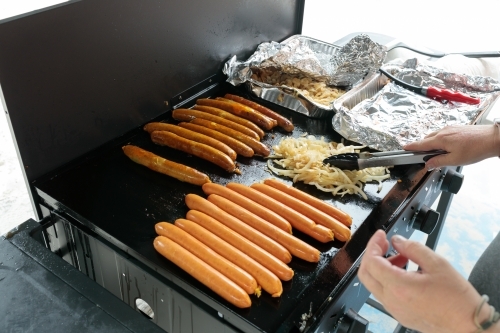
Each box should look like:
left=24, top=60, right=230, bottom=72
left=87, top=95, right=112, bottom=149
left=0, top=1, right=469, bottom=332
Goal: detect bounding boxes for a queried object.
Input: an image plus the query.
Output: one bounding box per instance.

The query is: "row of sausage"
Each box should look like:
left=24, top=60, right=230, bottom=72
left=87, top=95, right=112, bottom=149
left=123, top=94, right=294, bottom=182
left=154, top=179, right=352, bottom=308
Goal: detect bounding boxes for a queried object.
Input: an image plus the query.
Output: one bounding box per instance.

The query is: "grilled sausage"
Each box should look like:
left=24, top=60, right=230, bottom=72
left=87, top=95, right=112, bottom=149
left=197, top=98, right=276, bottom=130
left=201, top=183, right=292, bottom=233
left=144, top=122, right=237, bottom=161
left=178, top=122, right=254, bottom=158
left=190, top=118, right=270, bottom=157
left=251, top=183, right=351, bottom=242
left=153, top=236, right=251, bottom=308
left=224, top=94, right=294, bottom=132
left=172, top=109, right=260, bottom=141
left=175, top=218, right=283, bottom=297
left=215, top=98, right=278, bottom=128
left=122, top=145, right=210, bottom=185
left=184, top=208, right=294, bottom=282
left=193, top=105, right=265, bottom=139
left=207, top=194, right=320, bottom=263
left=150, top=131, right=238, bottom=173
left=226, top=183, right=334, bottom=243
left=155, top=222, right=260, bottom=295
left=263, top=178, right=352, bottom=227
left=184, top=194, right=292, bottom=264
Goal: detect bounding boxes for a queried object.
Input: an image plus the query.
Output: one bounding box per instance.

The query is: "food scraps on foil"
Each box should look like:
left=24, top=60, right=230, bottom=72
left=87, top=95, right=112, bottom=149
left=267, top=135, right=390, bottom=200
left=223, top=34, right=387, bottom=118
left=332, top=58, right=500, bottom=151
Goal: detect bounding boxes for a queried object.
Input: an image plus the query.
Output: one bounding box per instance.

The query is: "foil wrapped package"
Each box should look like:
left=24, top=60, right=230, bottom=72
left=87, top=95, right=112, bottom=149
left=332, top=59, right=500, bottom=151
left=223, top=34, right=387, bottom=118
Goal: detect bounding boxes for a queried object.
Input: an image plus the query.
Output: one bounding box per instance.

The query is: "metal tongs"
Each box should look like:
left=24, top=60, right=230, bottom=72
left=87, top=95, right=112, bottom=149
left=379, top=68, right=482, bottom=105
left=323, top=149, right=448, bottom=170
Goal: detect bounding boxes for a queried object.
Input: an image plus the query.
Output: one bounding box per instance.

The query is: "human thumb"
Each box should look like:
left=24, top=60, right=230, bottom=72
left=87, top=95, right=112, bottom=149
left=391, top=235, right=442, bottom=271
left=425, top=154, right=451, bottom=169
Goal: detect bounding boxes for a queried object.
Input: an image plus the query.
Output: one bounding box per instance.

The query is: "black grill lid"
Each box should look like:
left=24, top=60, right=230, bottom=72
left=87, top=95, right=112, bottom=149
left=0, top=0, right=304, bottom=185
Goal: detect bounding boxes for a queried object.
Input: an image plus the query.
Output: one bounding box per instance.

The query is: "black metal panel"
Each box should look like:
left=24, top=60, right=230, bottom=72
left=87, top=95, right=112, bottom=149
left=1, top=220, right=165, bottom=333
left=0, top=0, right=303, bottom=182
left=33, top=83, right=430, bottom=333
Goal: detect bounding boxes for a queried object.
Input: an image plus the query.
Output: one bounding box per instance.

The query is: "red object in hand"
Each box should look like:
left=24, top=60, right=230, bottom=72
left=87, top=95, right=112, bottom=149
left=424, top=86, right=481, bottom=105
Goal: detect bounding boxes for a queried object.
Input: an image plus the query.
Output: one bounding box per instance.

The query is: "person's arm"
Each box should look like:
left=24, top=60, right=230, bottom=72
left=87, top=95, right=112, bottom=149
left=358, top=230, right=500, bottom=333
left=403, top=124, right=500, bottom=169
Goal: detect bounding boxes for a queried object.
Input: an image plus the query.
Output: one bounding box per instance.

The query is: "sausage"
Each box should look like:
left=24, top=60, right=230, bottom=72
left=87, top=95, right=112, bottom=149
left=193, top=105, right=265, bottom=139
left=190, top=118, right=270, bottom=157
left=251, top=183, right=351, bottom=242
left=153, top=236, right=251, bottom=308
left=202, top=183, right=292, bottom=233
left=150, top=131, right=238, bottom=173
left=226, top=183, right=333, bottom=243
left=144, top=122, right=237, bottom=161
left=224, top=94, right=294, bottom=132
left=207, top=194, right=320, bottom=263
left=175, top=218, right=282, bottom=297
left=178, top=122, right=254, bottom=158
left=184, top=194, right=292, bottom=264
left=226, top=183, right=315, bottom=229
left=215, top=98, right=278, bottom=129
left=184, top=208, right=294, bottom=282
left=197, top=98, right=276, bottom=130
left=309, top=224, right=334, bottom=243
left=172, top=109, right=261, bottom=141
left=155, top=222, right=260, bottom=295
left=263, top=178, right=352, bottom=227
left=122, top=145, right=210, bottom=186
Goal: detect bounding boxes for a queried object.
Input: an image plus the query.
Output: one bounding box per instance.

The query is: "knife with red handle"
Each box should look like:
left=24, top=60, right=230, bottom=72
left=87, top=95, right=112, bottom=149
left=379, top=68, right=481, bottom=105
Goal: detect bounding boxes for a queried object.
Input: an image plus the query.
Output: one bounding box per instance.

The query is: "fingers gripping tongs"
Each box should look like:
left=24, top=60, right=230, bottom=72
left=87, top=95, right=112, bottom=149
left=322, top=150, right=447, bottom=170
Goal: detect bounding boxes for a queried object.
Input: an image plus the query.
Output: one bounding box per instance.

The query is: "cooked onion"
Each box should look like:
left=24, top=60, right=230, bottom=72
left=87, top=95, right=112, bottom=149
left=267, top=135, right=390, bottom=200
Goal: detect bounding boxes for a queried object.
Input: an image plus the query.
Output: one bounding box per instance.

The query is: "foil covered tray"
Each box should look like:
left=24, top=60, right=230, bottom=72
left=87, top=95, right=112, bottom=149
left=224, top=34, right=386, bottom=118
left=332, top=59, right=500, bottom=151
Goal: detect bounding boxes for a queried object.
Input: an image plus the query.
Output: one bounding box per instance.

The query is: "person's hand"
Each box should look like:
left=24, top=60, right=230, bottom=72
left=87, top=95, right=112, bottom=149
left=403, top=124, right=500, bottom=169
left=358, top=230, right=496, bottom=333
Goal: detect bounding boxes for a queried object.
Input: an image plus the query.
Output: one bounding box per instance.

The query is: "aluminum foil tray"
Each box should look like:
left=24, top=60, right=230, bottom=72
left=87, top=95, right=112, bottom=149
left=333, top=71, right=389, bottom=111
left=227, top=35, right=342, bottom=119
left=332, top=69, right=499, bottom=151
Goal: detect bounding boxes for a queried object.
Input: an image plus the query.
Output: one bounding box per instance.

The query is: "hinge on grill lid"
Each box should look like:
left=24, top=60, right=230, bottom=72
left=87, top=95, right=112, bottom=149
left=170, top=73, right=222, bottom=109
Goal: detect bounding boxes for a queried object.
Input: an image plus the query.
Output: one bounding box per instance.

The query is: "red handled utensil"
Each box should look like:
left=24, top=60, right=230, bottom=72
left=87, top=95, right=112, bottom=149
left=379, top=68, right=481, bottom=105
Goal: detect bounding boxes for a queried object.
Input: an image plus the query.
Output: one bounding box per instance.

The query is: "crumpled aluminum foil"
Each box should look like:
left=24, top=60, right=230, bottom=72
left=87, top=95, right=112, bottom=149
left=328, top=34, right=387, bottom=87
left=332, top=58, right=500, bottom=151
left=223, top=34, right=387, bottom=118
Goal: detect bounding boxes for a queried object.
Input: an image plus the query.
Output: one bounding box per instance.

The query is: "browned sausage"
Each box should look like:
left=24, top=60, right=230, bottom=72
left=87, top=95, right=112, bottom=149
left=184, top=194, right=292, bottom=264
left=155, top=222, right=260, bottom=295
left=215, top=98, right=278, bottom=128
left=190, top=118, right=270, bottom=157
left=251, top=183, right=351, bottom=242
left=150, top=131, right=238, bottom=173
left=202, top=183, right=292, bottom=233
left=122, top=145, right=210, bottom=185
left=184, top=207, right=294, bottom=282
left=175, top=218, right=282, bottom=297
left=172, top=109, right=261, bottom=141
left=223, top=94, right=294, bottom=132
left=197, top=98, right=276, bottom=130
left=154, top=236, right=251, bottom=308
left=226, top=183, right=334, bottom=243
left=144, top=122, right=237, bottom=161
left=207, top=194, right=321, bottom=263
left=263, top=178, right=352, bottom=226
left=193, top=105, right=265, bottom=139
left=178, top=122, right=254, bottom=158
